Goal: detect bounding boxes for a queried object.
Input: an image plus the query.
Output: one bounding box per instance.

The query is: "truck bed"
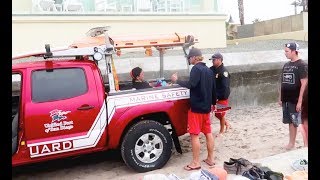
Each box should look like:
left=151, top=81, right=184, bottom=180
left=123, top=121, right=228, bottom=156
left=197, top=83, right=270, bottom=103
left=108, top=84, right=183, bottom=96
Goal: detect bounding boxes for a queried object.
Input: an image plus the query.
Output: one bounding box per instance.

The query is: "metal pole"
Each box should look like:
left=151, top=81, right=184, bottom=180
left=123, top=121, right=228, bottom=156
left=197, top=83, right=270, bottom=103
left=106, top=56, right=116, bottom=93
left=159, top=48, right=164, bottom=78
left=182, top=46, right=190, bottom=73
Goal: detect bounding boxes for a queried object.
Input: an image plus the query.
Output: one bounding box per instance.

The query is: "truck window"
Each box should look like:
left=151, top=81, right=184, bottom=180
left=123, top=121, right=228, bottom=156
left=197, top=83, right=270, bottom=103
left=31, top=68, right=88, bottom=103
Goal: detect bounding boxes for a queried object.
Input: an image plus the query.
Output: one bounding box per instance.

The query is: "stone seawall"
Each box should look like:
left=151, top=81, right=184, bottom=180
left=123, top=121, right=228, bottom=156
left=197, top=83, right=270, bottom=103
left=12, top=47, right=308, bottom=108
left=102, top=49, right=308, bottom=107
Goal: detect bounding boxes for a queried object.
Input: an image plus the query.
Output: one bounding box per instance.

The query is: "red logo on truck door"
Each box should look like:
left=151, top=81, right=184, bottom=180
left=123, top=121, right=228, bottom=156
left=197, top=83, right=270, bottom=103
left=29, top=141, right=73, bottom=157
left=44, top=109, right=74, bottom=133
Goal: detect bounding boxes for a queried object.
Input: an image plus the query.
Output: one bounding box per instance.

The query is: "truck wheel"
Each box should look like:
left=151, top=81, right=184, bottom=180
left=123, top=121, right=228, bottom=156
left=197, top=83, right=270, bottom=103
left=121, top=120, right=173, bottom=172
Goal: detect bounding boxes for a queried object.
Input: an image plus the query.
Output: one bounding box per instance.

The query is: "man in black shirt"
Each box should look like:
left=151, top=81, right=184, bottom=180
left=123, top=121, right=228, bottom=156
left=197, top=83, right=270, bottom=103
left=279, top=42, right=308, bottom=150
left=130, top=67, right=153, bottom=89
left=209, top=52, right=231, bottom=137
left=171, top=47, right=217, bottom=170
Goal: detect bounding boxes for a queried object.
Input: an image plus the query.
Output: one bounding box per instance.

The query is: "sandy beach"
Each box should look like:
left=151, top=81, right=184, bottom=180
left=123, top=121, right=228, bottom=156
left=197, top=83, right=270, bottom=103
left=12, top=102, right=305, bottom=180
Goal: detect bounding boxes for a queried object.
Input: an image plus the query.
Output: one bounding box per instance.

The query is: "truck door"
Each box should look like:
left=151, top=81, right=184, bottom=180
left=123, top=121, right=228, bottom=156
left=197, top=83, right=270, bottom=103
left=24, top=65, right=106, bottom=159
left=12, top=73, right=22, bottom=155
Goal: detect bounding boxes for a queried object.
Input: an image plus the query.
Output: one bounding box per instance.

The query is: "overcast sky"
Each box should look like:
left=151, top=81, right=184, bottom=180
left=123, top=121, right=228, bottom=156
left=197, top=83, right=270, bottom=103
left=220, top=0, right=304, bottom=24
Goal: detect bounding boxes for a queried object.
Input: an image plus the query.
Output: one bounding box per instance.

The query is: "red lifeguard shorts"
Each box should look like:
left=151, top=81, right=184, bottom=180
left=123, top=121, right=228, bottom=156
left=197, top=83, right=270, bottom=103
left=187, top=109, right=211, bottom=135
left=215, top=99, right=229, bottom=119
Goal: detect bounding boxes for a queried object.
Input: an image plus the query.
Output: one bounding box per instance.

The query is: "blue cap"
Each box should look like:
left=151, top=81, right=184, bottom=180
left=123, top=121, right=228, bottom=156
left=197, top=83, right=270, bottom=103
left=187, top=47, right=202, bottom=58
left=209, top=52, right=223, bottom=61
left=285, top=42, right=300, bottom=52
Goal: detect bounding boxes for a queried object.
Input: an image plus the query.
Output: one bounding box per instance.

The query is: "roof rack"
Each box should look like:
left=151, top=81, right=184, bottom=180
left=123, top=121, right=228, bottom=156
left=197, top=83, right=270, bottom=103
left=13, top=26, right=198, bottom=93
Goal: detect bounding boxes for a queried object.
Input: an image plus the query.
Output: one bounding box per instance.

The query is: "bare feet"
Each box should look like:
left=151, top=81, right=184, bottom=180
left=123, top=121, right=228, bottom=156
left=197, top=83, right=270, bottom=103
left=184, top=165, right=201, bottom=171
left=225, top=124, right=231, bottom=132
left=285, top=144, right=295, bottom=150
left=215, top=133, right=224, bottom=138
left=183, top=162, right=201, bottom=171
left=225, top=121, right=231, bottom=131
left=203, top=159, right=215, bottom=166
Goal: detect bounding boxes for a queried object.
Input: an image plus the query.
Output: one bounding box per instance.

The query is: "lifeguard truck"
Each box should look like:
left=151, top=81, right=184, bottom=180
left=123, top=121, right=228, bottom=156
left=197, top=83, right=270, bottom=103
left=12, top=26, right=197, bottom=172
left=12, top=27, right=229, bottom=172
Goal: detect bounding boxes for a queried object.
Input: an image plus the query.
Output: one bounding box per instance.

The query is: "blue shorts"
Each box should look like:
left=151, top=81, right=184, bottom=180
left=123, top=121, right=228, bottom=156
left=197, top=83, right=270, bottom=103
left=282, top=102, right=301, bottom=127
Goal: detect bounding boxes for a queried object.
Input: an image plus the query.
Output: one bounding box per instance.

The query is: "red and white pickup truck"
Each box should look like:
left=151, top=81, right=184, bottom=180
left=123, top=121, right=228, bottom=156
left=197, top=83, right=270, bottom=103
left=12, top=27, right=197, bottom=172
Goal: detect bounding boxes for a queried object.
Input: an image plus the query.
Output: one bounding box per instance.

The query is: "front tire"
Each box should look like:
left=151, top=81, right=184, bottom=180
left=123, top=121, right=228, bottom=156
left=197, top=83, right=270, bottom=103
left=121, top=120, right=173, bottom=172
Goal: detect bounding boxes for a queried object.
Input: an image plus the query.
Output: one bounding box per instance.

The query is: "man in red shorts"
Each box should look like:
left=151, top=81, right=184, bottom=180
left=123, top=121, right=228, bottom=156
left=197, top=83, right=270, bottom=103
left=209, top=52, right=231, bottom=137
left=171, top=47, right=217, bottom=170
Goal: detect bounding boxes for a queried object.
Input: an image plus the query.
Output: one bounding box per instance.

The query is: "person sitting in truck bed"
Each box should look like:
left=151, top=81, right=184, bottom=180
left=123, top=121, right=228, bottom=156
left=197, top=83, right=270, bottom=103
left=130, top=67, right=154, bottom=90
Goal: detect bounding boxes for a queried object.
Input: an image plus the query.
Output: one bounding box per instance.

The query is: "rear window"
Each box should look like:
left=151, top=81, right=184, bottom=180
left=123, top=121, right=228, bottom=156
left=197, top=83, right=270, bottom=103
left=32, top=68, right=87, bottom=102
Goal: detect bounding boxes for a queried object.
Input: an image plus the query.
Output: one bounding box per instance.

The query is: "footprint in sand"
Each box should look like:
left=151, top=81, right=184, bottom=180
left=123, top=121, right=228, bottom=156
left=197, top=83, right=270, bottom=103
left=240, top=145, right=249, bottom=149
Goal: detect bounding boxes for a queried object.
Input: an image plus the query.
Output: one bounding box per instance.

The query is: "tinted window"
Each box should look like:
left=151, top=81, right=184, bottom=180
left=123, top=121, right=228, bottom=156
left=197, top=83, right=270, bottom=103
left=32, top=68, right=87, bottom=102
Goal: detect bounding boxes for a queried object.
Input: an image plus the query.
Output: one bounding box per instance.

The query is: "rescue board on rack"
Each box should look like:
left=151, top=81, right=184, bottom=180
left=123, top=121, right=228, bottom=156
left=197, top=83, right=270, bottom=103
left=13, top=26, right=198, bottom=60
left=70, top=28, right=198, bottom=49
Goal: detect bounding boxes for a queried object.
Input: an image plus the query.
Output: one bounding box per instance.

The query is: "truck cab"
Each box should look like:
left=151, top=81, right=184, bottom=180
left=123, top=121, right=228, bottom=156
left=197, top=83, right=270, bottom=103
left=12, top=27, right=197, bottom=172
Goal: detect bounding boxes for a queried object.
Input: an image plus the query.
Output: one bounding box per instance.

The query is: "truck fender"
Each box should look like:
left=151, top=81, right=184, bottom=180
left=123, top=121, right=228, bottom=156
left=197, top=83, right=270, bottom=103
left=108, top=102, right=180, bottom=150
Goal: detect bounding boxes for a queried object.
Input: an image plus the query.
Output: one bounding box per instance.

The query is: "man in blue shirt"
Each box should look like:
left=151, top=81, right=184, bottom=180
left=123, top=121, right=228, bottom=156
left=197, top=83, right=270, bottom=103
left=171, top=47, right=217, bottom=170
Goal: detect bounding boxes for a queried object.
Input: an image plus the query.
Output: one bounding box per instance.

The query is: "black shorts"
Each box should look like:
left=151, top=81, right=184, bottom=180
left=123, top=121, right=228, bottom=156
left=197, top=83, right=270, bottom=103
left=282, top=102, right=301, bottom=127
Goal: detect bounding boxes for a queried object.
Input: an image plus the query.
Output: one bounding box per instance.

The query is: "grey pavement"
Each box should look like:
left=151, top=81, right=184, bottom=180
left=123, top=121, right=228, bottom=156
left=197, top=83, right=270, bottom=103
left=98, top=47, right=308, bottom=82
left=253, top=147, right=308, bottom=176
left=106, top=48, right=308, bottom=73
left=13, top=39, right=308, bottom=81
left=227, top=147, right=308, bottom=179
left=12, top=39, right=308, bottom=63
left=101, top=39, right=309, bottom=58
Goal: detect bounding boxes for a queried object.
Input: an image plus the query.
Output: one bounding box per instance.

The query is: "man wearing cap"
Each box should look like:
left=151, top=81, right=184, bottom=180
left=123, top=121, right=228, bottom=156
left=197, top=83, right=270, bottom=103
left=209, top=52, right=231, bottom=137
left=171, top=47, right=217, bottom=170
left=279, top=42, right=308, bottom=150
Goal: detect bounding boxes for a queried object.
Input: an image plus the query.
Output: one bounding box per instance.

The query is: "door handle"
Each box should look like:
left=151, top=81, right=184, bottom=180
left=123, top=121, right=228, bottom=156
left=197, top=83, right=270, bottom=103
left=77, top=105, right=95, bottom=110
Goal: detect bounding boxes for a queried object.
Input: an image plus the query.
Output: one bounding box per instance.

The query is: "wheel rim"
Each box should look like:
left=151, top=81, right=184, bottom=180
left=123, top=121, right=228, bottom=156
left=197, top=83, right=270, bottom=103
left=134, top=133, right=164, bottom=164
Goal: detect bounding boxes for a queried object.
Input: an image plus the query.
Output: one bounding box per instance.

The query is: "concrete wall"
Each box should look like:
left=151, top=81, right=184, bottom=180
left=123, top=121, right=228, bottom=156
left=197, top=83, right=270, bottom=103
left=228, top=69, right=281, bottom=107
left=12, top=48, right=308, bottom=107
left=104, top=48, right=308, bottom=107
left=236, top=24, right=254, bottom=39
left=12, top=0, right=31, bottom=12
left=303, top=12, right=308, bottom=32
left=117, top=68, right=283, bottom=107
left=236, top=12, right=307, bottom=39
left=12, top=15, right=227, bottom=56
left=227, top=31, right=308, bottom=45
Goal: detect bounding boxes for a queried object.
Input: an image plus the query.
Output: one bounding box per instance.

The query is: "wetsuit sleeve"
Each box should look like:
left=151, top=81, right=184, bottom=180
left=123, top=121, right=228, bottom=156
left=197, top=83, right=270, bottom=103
left=133, top=81, right=153, bottom=89
left=176, top=67, right=200, bottom=89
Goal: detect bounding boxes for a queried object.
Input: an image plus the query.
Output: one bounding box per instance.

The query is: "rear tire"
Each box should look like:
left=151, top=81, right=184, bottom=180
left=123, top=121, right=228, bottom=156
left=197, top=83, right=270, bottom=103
left=121, top=120, right=173, bottom=172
